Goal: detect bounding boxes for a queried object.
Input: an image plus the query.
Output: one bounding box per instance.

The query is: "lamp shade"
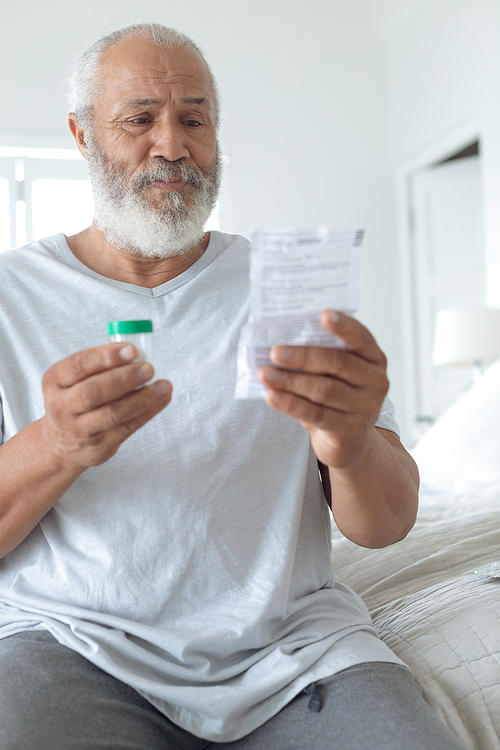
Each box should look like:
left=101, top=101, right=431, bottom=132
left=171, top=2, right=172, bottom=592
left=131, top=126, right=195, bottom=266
left=432, top=308, right=500, bottom=367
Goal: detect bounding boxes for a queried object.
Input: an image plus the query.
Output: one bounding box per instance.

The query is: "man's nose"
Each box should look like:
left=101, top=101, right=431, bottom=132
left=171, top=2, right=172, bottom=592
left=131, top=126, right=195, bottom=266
left=149, top=122, right=190, bottom=162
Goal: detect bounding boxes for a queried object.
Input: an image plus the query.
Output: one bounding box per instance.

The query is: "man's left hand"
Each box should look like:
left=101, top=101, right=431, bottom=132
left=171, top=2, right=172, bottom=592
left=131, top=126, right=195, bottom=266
left=258, top=310, right=389, bottom=470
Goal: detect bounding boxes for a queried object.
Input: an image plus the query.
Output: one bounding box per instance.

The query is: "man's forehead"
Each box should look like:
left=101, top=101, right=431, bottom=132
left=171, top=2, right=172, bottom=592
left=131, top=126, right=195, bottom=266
left=98, top=37, right=214, bottom=106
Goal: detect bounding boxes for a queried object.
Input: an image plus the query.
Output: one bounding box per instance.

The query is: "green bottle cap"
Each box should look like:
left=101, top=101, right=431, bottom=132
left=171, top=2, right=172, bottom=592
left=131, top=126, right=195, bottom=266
left=108, top=320, right=153, bottom=335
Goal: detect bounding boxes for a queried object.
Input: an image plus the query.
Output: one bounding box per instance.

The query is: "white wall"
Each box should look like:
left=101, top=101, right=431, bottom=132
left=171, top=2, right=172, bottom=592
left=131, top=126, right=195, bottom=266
left=373, top=0, right=500, bottom=438
left=5, top=0, right=449, bottom=438
left=377, top=0, right=499, bottom=164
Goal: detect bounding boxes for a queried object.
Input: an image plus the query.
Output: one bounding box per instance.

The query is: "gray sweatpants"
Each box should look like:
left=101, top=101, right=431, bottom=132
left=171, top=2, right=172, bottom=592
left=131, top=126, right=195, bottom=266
left=1, top=630, right=467, bottom=750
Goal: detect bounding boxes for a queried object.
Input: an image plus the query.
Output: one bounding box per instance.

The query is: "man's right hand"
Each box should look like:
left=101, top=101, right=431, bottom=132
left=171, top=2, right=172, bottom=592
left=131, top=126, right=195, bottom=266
left=39, top=342, right=173, bottom=469
left=0, top=343, right=172, bottom=558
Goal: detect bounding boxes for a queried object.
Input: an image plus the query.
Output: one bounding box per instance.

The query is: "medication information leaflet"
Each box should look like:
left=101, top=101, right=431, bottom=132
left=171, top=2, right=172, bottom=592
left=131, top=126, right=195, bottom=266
left=235, top=226, right=364, bottom=399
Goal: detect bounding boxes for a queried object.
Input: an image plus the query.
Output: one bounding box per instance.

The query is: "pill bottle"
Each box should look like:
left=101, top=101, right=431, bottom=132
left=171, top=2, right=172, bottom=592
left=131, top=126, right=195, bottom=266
left=108, top=320, right=153, bottom=362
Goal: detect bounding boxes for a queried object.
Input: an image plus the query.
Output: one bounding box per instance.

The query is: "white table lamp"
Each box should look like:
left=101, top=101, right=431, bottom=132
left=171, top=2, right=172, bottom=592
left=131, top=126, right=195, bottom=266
left=432, top=308, right=500, bottom=381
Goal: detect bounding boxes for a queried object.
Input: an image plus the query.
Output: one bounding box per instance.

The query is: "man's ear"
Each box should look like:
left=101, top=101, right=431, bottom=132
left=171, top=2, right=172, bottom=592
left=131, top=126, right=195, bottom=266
left=68, top=113, right=88, bottom=159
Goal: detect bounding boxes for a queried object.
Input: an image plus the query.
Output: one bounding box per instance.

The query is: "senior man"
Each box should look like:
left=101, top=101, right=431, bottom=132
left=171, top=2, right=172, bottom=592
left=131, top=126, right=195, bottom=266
left=0, top=23, right=466, bottom=750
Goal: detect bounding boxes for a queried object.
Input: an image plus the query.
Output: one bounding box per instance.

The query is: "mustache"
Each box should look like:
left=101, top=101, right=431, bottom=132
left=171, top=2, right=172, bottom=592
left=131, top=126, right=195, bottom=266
left=133, top=161, right=205, bottom=191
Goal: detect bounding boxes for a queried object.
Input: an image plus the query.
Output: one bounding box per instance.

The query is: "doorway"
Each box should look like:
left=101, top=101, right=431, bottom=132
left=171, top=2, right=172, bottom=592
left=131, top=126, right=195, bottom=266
left=409, top=141, right=485, bottom=435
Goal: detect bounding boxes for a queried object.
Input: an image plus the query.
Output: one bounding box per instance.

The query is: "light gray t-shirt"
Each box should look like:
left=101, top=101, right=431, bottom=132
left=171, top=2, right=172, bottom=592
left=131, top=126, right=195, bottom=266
left=0, top=232, right=405, bottom=742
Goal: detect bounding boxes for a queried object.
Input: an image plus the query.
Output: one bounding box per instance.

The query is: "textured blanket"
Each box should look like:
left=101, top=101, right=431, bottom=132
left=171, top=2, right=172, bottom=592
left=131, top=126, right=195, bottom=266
left=331, top=482, right=500, bottom=750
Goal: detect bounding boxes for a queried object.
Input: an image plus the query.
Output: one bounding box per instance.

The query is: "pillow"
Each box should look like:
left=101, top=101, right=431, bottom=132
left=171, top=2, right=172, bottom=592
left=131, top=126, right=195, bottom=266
left=411, top=357, right=500, bottom=491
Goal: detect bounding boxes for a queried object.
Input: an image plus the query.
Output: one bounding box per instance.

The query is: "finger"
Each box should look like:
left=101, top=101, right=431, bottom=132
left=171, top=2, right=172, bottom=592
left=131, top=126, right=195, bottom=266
left=70, top=390, right=173, bottom=467
left=117, top=395, right=173, bottom=439
left=320, top=310, right=386, bottom=365
left=259, top=365, right=357, bottom=412
left=264, top=387, right=350, bottom=433
left=43, top=343, right=139, bottom=390
left=261, top=368, right=385, bottom=428
left=70, top=361, right=156, bottom=416
left=269, top=312, right=386, bottom=383
left=268, top=342, right=382, bottom=388
left=75, top=379, right=173, bottom=436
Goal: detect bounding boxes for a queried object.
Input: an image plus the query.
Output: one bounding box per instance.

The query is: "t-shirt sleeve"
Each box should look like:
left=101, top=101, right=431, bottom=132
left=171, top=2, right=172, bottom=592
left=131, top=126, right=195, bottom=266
left=375, top=394, right=400, bottom=438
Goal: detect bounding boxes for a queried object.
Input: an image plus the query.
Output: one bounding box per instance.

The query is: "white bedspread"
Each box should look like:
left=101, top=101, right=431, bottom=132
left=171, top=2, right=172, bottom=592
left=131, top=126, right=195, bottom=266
left=331, top=482, right=500, bottom=750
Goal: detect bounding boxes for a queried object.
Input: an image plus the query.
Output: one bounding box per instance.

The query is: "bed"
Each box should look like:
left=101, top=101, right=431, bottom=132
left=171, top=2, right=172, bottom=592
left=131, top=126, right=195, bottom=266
left=331, top=358, right=500, bottom=750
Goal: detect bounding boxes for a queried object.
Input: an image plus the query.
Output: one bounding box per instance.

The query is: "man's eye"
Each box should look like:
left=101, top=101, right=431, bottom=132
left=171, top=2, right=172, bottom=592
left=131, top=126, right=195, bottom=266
left=184, top=120, right=202, bottom=127
left=129, top=117, right=150, bottom=124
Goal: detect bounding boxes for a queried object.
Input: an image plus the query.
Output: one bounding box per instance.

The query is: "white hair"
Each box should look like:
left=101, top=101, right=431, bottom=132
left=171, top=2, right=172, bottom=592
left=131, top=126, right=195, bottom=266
left=67, top=23, right=221, bottom=130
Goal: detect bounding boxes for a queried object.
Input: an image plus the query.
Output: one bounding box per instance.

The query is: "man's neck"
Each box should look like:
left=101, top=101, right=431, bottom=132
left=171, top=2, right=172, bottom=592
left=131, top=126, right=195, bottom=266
left=66, top=223, right=210, bottom=289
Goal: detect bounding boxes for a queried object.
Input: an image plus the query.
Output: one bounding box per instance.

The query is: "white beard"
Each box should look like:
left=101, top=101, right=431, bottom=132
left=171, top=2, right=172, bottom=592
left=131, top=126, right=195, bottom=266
left=85, top=139, right=222, bottom=259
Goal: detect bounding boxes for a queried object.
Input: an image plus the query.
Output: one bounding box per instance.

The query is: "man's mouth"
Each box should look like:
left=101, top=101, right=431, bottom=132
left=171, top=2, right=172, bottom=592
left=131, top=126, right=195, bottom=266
left=152, top=179, right=190, bottom=192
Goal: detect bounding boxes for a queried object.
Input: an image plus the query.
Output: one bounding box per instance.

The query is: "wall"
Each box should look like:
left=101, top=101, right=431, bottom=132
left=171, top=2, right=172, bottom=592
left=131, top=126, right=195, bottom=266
left=377, top=0, right=499, bottom=164
left=0, top=0, right=405, bottom=433
left=373, top=0, right=500, bottom=438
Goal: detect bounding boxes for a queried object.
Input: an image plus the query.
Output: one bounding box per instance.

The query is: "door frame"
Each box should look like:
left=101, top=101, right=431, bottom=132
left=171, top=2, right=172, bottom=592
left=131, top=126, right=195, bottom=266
left=395, top=117, right=484, bottom=444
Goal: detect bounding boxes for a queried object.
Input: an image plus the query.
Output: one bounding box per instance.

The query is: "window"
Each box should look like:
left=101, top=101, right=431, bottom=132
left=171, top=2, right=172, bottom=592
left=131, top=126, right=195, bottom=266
left=0, top=178, right=10, bottom=250
left=0, top=148, right=92, bottom=252
left=0, top=147, right=221, bottom=252
left=31, top=178, right=94, bottom=241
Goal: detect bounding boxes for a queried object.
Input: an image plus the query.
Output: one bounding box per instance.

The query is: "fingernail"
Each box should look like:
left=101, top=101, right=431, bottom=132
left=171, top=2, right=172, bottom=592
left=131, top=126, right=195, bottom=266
left=271, top=346, right=293, bottom=363
left=326, top=310, right=340, bottom=324
left=138, top=363, right=154, bottom=380
left=119, top=344, right=135, bottom=360
left=262, top=367, right=281, bottom=383
left=153, top=380, right=172, bottom=395
left=266, top=389, right=284, bottom=407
